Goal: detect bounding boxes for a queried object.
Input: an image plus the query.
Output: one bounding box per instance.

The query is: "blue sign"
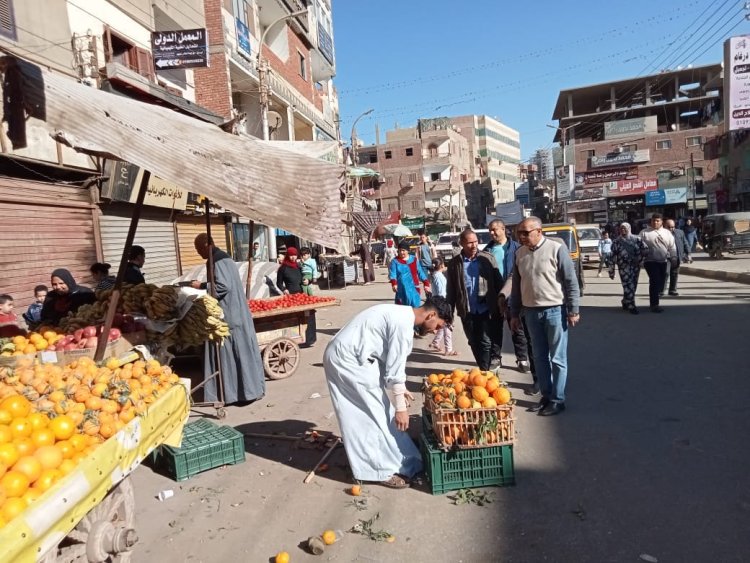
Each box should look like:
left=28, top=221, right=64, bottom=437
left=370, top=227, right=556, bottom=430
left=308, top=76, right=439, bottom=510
left=317, top=24, right=334, bottom=65
left=236, top=19, right=251, bottom=59
left=645, top=190, right=666, bottom=206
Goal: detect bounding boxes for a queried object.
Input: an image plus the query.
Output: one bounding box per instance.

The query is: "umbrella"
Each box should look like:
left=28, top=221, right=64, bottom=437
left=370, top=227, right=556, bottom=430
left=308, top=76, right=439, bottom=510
left=381, top=223, right=412, bottom=237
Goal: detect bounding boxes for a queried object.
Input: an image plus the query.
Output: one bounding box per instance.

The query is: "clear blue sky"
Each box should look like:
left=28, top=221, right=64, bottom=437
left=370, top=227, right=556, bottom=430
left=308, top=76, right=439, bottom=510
left=332, top=0, right=749, bottom=162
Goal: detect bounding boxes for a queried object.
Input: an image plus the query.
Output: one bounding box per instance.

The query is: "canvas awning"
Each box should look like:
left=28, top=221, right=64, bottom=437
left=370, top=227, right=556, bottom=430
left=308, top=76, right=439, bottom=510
left=351, top=210, right=397, bottom=237
left=1, top=57, right=344, bottom=249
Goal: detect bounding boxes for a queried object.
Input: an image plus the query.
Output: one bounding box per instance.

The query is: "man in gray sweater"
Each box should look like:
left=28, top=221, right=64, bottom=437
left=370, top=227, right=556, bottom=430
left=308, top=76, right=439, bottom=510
left=510, top=217, right=581, bottom=416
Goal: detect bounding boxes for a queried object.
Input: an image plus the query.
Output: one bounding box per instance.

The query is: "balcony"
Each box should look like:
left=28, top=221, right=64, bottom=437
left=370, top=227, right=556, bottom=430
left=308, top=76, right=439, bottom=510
left=422, top=153, right=451, bottom=166
left=425, top=180, right=458, bottom=196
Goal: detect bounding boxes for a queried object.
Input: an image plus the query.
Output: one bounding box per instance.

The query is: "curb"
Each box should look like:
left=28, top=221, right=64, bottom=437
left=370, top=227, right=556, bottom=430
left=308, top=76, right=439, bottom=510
left=680, top=266, right=750, bottom=285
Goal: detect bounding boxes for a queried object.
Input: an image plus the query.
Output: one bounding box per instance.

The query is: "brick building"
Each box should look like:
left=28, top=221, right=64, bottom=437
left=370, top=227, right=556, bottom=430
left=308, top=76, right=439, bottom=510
left=551, top=64, right=722, bottom=225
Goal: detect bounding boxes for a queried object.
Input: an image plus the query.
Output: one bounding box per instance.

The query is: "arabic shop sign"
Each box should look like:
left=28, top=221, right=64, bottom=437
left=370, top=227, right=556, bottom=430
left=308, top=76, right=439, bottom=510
left=151, top=28, right=208, bottom=70
left=604, top=116, right=657, bottom=140
left=235, top=19, right=251, bottom=59
left=578, top=167, right=638, bottom=185
left=106, top=161, right=188, bottom=211
left=605, top=178, right=658, bottom=197
left=401, top=217, right=425, bottom=231
left=726, top=35, right=750, bottom=131
left=590, top=149, right=650, bottom=168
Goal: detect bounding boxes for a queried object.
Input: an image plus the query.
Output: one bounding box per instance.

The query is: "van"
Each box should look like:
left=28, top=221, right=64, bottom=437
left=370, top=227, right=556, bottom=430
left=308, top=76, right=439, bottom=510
left=540, top=223, right=585, bottom=296
left=701, top=213, right=750, bottom=259
left=435, top=232, right=461, bottom=262
left=575, top=224, right=602, bottom=264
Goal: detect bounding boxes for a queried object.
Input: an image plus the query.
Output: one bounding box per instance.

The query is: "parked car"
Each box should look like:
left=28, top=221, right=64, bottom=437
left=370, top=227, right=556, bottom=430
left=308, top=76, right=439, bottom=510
left=576, top=224, right=602, bottom=264
left=435, top=232, right=461, bottom=262
left=540, top=223, right=585, bottom=296
left=701, top=212, right=750, bottom=259
left=474, top=229, right=492, bottom=250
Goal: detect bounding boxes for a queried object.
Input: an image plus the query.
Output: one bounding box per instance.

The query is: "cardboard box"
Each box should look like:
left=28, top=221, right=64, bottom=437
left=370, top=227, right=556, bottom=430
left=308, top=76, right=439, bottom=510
left=38, top=331, right=148, bottom=367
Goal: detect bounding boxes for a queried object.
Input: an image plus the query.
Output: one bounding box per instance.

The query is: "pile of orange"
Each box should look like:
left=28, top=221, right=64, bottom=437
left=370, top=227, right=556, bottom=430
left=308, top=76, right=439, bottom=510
left=1, top=329, right=64, bottom=357
left=425, top=368, right=512, bottom=410
left=0, top=356, right=181, bottom=528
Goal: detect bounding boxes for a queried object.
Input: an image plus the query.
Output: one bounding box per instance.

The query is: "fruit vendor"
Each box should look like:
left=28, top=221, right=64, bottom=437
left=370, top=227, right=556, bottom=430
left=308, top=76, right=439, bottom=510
left=323, top=297, right=453, bottom=489
left=39, top=269, right=95, bottom=328
left=192, top=234, right=265, bottom=405
left=123, top=245, right=146, bottom=285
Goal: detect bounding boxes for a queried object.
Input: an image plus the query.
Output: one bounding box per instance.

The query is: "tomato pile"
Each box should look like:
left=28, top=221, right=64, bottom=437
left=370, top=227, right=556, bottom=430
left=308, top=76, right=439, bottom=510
left=248, top=294, right=336, bottom=313
left=0, top=357, right=181, bottom=527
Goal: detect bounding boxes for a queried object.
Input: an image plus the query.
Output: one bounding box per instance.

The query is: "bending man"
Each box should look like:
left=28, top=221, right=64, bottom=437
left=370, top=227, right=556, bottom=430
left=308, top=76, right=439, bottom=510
left=324, top=297, right=453, bottom=488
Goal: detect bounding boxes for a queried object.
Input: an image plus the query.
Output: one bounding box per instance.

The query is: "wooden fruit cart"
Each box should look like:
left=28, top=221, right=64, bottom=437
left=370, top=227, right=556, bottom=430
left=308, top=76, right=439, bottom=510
left=1, top=384, right=190, bottom=563
left=251, top=299, right=339, bottom=380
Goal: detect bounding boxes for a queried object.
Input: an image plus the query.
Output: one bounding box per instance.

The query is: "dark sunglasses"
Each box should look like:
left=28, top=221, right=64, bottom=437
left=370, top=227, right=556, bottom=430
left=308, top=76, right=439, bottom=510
left=517, top=228, right=540, bottom=236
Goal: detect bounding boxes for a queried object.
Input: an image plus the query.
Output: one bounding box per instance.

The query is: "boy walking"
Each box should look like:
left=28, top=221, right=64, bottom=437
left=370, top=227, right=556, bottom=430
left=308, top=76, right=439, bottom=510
left=597, top=231, right=613, bottom=277
left=429, top=258, right=456, bottom=356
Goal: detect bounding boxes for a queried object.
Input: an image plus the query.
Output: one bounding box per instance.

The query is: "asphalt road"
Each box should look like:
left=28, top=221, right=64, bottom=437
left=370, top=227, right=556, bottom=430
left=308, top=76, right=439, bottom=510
left=128, top=267, right=750, bottom=563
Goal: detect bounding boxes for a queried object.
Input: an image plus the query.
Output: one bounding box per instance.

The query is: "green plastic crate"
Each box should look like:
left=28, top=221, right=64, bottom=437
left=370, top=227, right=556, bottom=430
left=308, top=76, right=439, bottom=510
left=182, top=418, right=217, bottom=438
left=420, top=432, right=515, bottom=495
left=154, top=425, right=246, bottom=481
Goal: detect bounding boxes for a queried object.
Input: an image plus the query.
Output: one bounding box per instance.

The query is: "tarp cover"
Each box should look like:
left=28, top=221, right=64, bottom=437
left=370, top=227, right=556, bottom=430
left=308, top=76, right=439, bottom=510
left=4, top=58, right=345, bottom=249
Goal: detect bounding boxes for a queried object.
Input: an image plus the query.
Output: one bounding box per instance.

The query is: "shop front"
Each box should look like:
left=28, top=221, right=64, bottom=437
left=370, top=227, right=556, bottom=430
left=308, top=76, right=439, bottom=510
left=645, top=187, right=688, bottom=219
left=566, top=199, right=607, bottom=225
left=0, top=177, right=100, bottom=309
left=605, top=179, right=657, bottom=224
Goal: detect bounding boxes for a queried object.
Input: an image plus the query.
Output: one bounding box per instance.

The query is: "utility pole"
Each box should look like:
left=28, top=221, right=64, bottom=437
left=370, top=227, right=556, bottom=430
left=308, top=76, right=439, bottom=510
left=547, top=122, right=581, bottom=222
left=690, top=152, right=696, bottom=216
left=257, top=9, right=308, bottom=141
left=350, top=108, right=374, bottom=167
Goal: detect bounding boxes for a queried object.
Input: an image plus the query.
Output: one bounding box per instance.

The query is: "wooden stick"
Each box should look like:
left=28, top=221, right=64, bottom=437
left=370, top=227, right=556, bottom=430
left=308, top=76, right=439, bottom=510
left=242, top=432, right=301, bottom=441
left=303, top=437, right=341, bottom=484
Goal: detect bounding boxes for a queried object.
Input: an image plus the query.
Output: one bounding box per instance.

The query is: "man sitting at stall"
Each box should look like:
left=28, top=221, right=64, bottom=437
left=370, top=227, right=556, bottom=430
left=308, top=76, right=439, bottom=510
left=323, top=296, right=453, bottom=489
left=192, top=234, right=265, bottom=405
left=39, top=269, right=95, bottom=327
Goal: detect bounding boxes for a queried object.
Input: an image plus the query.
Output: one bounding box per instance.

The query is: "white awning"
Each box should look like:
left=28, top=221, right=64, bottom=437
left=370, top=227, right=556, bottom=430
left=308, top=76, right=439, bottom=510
left=3, top=58, right=344, bottom=249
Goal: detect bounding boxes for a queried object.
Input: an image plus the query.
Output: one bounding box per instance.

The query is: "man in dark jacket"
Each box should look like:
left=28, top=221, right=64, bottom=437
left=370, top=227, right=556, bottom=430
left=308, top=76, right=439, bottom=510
left=446, top=228, right=502, bottom=371
left=664, top=218, right=691, bottom=296
left=485, top=220, right=534, bottom=376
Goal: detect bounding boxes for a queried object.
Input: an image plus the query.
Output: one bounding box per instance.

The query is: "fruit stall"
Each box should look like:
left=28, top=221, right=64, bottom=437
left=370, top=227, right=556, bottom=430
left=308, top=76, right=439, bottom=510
left=420, top=368, right=516, bottom=494
left=0, top=354, right=190, bottom=562
left=248, top=294, right=340, bottom=380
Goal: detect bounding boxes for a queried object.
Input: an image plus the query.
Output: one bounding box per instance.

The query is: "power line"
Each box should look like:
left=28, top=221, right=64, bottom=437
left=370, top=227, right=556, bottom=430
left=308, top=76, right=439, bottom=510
left=675, top=9, right=748, bottom=67
left=339, top=1, right=705, bottom=95
left=688, top=16, right=748, bottom=62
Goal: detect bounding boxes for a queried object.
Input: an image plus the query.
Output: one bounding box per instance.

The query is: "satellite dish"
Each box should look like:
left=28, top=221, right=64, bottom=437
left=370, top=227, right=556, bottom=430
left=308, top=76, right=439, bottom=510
left=267, top=110, right=283, bottom=134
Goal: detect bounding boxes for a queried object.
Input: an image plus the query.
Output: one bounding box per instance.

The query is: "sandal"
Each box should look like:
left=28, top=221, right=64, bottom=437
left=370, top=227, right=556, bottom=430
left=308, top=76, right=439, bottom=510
left=379, top=474, right=410, bottom=489
left=428, top=343, right=442, bottom=351
left=445, top=350, right=458, bottom=356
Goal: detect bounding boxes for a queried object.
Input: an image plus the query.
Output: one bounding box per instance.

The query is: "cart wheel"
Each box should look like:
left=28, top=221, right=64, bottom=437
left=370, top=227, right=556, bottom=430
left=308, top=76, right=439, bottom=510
left=47, top=476, right=137, bottom=562
left=263, top=338, right=300, bottom=380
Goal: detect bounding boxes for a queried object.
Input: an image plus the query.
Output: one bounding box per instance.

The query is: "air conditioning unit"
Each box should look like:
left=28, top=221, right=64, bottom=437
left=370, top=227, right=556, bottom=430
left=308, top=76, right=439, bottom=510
left=614, top=146, right=624, bottom=154
left=407, top=181, right=415, bottom=188
left=672, top=169, right=684, bottom=177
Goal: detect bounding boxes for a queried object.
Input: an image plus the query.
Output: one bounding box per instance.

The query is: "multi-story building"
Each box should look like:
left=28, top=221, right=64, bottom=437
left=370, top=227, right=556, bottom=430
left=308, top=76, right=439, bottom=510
left=356, top=121, right=472, bottom=233
left=197, top=0, right=338, bottom=142
left=551, top=64, right=722, bottom=225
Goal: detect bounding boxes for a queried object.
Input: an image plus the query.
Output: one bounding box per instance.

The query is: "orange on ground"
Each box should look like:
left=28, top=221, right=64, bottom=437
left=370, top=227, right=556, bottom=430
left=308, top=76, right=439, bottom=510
left=275, top=552, right=290, bottom=563
left=322, top=530, right=336, bottom=545
left=349, top=485, right=361, bottom=496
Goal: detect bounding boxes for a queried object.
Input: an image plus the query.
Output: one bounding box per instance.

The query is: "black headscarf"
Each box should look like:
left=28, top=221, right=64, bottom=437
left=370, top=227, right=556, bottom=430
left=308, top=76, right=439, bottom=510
left=51, top=268, right=78, bottom=293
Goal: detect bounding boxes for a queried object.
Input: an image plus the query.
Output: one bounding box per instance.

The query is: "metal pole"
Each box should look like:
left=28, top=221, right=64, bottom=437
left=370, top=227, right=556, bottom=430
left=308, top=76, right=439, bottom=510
left=94, top=169, right=150, bottom=362
left=690, top=152, right=696, bottom=216
left=349, top=108, right=374, bottom=167
left=245, top=220, right=255, bottom=300
left=204, top=199, right=224, bottom=406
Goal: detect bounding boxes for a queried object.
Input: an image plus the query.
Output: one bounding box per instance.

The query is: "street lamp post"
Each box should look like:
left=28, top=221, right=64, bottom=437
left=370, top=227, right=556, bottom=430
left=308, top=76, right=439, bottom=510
left=349, top=108, right=374, bottom=166
left=257, top=9, right=308, bottom=141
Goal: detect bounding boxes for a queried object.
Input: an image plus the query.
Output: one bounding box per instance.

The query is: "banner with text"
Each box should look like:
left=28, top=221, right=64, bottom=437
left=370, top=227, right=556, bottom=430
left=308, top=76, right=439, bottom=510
left=605, top=178, right=658, bottom=198
left=555, top=164, right=574, bottom=202
left=151, top=29, right=208, bottom=70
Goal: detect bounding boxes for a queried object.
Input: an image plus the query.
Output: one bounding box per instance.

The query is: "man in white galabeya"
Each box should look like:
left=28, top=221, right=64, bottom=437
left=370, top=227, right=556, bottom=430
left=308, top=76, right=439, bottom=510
left=510, top=217, right=581, bottom=416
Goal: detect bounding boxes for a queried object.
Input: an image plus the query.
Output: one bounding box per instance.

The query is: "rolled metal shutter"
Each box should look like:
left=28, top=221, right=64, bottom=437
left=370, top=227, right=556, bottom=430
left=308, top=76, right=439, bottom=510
left=0, top=178, right=99, bottom=310
left=99, top=204, right=179, bottom=285
left=175, top=216, right=227, bottom=273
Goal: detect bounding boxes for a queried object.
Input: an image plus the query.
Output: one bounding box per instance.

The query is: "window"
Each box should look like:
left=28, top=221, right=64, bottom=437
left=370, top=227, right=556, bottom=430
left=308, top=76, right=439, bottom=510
left=686, top=136, right=702, bottom=147
left=408, top=172, right=418, bottom=183
left=656, top=139, right=672, bottom=150
left=585, top=149, right=595, bottom=158
left=428, top=144, right=438, bottom=157
left=384, top=150, right=392, bottom=159
left=411, top=200, right=420, bottom=210
left=621, top=144, right=637, bottom=153
left=298, top=52, right=307, bottom=81
left=657, top=170, right=672, bottom=183
left=0, top=0, right=16, bottom=40
left=103, top=27, right=154, bottom=82
left=388, top=203, right=397, bottom=212
left=430, top=172, right=440, bottom=181
left=405, top=147, right=413, bottom=157
left=368, top=154, right=378, bottom=164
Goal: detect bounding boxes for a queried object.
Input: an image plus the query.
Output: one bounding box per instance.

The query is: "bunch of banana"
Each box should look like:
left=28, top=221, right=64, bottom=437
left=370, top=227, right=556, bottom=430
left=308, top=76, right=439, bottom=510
left=58, top=301, right=109, bottom=332
left=144, top=286, right=179, bottom=321
left=120, top=283, right=158, bottom=314
left=174, top=295, right=229, bottom=348
left=1, top=340, right=15, bottom=353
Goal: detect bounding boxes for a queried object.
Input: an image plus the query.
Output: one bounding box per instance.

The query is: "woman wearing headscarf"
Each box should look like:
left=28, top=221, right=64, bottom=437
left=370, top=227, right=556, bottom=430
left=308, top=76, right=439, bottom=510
left=90, top=263, right=116, bottom=291
left=276, top=247, right=303, bottom=294
left=608, top=223, right=648, bottom=314
left=384, top=239, right=397, bottom=267
left=388, top=241, right=430, bottom=307
left=39, top=269, right=96, bottom=326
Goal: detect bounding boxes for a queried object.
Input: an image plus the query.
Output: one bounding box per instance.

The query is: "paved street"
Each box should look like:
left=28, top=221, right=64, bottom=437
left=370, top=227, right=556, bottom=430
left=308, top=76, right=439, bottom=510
left=130, top=266, right=750, bottom=563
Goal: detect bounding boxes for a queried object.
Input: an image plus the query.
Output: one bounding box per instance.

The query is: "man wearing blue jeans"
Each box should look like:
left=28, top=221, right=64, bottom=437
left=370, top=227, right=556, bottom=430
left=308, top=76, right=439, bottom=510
left=510, top=217, right=581, bottom=416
